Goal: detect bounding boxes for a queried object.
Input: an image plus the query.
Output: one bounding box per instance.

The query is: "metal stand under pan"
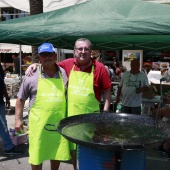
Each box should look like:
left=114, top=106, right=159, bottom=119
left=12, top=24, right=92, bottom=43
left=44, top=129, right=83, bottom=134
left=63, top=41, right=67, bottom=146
left=48, top=113, right=170, bottom=170
left=77, top=145, right=146, bottom=170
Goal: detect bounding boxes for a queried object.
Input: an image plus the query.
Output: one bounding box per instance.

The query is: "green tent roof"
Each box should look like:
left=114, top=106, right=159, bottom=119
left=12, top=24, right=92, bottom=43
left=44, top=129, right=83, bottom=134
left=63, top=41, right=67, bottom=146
left=0, top=0, right=170, bottom=51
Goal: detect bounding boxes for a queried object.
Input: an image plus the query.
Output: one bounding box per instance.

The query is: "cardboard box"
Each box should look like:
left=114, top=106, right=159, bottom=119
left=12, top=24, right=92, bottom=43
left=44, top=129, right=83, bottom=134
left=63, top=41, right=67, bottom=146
left=9, top=126, right=28, bottom=146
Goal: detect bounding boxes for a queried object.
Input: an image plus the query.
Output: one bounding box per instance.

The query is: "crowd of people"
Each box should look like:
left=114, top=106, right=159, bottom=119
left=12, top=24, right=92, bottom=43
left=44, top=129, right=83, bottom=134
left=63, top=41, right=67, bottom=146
left=91, top=52, right=127, bottom=82
left=1, top=38, right=170, bottom=170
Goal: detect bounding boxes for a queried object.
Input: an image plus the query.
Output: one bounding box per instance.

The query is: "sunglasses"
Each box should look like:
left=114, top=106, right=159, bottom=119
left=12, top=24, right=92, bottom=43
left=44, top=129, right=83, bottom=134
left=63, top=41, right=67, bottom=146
left=75, top=48, right=91, bottom=52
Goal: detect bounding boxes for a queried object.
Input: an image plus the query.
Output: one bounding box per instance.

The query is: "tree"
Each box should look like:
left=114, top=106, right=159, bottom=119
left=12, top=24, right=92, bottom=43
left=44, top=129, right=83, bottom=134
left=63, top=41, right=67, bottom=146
left=29, top=0, right=43, bottom=63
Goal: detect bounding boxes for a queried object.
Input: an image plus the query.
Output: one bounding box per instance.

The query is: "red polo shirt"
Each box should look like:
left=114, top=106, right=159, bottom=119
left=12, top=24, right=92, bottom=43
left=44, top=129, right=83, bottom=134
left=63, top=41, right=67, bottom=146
left=57, top=58, right=111, bottom=101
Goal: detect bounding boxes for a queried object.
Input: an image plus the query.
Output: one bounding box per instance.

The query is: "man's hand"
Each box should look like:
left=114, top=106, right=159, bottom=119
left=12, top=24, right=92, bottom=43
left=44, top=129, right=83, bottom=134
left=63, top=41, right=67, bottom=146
left=15, top=118, right=23, bottom=133
left=15, top=98, right=25, bottom=133
left=25, top=63, right=39, bottom=76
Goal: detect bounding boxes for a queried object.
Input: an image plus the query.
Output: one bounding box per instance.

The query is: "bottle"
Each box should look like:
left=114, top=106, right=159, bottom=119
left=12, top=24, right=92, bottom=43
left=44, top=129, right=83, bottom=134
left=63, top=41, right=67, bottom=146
left=15, top=129, right=25, bottom=136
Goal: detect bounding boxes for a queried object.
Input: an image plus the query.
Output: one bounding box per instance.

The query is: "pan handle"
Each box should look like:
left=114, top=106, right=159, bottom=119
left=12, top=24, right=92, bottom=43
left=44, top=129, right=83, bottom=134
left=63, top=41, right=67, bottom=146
left=44, top=124, right=56, bottom=132
left=121, top=145, right=148, bottom=151
left=93, top=110, right=100, bottom=113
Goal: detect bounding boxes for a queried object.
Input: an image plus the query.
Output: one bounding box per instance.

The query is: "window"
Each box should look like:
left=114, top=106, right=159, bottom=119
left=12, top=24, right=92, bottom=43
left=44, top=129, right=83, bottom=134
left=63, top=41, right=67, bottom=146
left=1, top=7, right=29, bottom=21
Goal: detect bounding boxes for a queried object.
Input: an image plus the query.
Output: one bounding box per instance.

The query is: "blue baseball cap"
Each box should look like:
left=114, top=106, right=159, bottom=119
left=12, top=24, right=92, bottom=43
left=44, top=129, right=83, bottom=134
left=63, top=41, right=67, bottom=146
left=38, top=43, right=56, bottom=54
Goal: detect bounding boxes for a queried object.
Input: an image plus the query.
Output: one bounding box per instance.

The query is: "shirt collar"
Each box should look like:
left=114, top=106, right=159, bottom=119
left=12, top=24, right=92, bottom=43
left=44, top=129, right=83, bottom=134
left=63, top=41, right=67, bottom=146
left=74, top=58, right=96, bottom=67
left=42, top=63, right=59, bottom=75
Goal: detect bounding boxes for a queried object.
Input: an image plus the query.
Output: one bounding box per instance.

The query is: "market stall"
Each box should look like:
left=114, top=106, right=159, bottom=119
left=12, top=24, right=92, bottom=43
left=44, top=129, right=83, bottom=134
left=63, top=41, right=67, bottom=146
left=4, top=75, right=20, bottom=98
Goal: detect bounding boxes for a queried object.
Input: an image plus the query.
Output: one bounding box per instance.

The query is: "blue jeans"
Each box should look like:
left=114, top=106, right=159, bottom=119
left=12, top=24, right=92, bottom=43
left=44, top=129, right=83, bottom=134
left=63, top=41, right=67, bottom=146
left=0, top=104, right=14, bottom=151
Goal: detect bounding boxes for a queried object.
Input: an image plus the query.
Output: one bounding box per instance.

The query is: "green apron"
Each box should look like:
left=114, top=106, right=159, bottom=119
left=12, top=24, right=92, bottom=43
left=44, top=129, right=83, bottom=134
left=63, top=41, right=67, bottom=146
left=29, top=68, right=70, bottom=165
left=68, top=65, right=100, bottom=150
left=68, top=65, right=100, bottom=116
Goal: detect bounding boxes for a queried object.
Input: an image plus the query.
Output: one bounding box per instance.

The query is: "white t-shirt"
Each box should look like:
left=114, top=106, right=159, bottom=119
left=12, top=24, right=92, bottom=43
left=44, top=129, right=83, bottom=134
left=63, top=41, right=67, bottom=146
left=119, top=71, right=149, bottom=107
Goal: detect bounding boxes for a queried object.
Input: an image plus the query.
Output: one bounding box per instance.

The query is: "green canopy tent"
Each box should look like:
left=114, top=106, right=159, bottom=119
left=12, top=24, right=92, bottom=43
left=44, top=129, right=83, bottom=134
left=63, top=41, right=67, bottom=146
left=0, top=0, right=170, bottom=52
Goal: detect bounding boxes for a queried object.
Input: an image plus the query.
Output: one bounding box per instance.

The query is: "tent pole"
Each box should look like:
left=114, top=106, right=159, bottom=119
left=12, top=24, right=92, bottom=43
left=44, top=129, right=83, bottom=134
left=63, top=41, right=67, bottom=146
left=19, top=45, right=22, bottom=81
left=57, top=48, right=61, bottom=62
left=3, top=53, right=6, bottom=70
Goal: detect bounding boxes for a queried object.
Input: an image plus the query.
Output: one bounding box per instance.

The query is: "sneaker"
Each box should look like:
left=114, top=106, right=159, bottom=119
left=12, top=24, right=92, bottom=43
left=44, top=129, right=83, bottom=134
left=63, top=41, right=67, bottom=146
left=4, top=147, right=23, bottom=155
left=161, top=151, right=170, bottom=159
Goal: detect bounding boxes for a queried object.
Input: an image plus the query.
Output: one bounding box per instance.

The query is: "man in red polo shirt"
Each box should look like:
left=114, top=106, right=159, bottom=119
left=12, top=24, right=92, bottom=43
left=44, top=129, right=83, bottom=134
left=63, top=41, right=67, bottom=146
left=58, top=39, right=111, bottom=113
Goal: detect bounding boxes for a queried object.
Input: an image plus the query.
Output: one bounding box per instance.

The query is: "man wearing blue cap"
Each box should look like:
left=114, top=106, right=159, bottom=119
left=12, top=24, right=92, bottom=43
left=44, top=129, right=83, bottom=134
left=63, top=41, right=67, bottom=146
left=14, top=43, right=71, bottom=170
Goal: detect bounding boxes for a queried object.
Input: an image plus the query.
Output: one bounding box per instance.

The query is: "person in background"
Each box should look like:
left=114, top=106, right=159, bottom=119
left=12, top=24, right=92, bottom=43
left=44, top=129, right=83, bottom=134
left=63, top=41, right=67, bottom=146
left=116, top=59, right=149, bottom=114
left=142, top=63, right=151, bottom=74
left=113, top=62, right=121, bottom=76
left=15, top=43, right=70, bottom=170
left=161, top=69, right=168, bottom=76
left=25, top=38, right=112, bottom=170
left=0, top=63, right=22, bottom=155
left=155, top=139, right=170, bottom=159
left=152, top=62, right=161, bottom=71
left=11, top=54, right=16, bottom=72
left=152, top=96, right=170, bottom=159
left=25, top=55, right=33, bottom=65
left=108, top=64, right=115, bottom=81
left=92, top=52, right=111, bottom=79
left=112, top=62, right=121, bottom=82
left=119, top=63, right=127, bottom=78
left=113, top=57, right=119, bottom=66
left=12, top=53, right=24, bottom=76
left=23, top=55, right=33, bottom=72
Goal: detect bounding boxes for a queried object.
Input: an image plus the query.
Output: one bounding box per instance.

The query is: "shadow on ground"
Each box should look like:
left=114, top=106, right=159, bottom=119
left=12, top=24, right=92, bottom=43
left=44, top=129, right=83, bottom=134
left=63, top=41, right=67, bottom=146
left=0, top=143, right=29, bottom=162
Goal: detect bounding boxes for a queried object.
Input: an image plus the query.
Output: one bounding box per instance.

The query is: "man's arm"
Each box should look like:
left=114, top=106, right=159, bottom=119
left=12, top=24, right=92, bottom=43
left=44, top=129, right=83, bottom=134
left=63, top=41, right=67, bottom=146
left=116, top=86, right=122, bottom=104
left=25, top=63, right=40, bottom=76
left=15, top=98, right=25, bottom=132
left=139, top=75, right=149, bottom=93
left=102, top=88, right=111, bottom=112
